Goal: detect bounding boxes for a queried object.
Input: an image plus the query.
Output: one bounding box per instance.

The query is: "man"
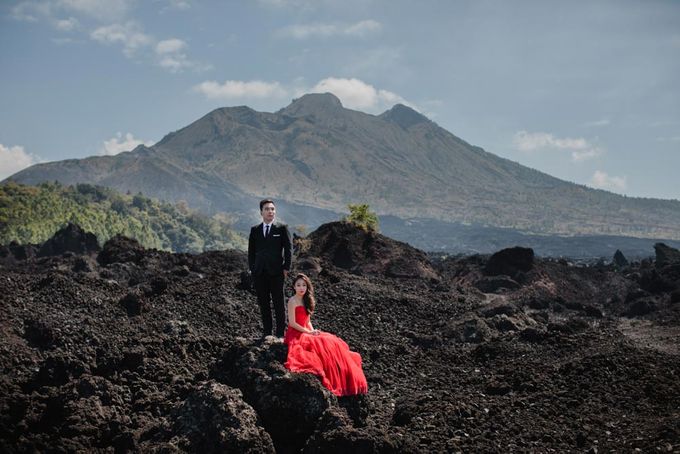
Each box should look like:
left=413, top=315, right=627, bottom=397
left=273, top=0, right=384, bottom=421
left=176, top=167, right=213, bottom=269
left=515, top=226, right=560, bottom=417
left=248, top=199, right=293, bottom=339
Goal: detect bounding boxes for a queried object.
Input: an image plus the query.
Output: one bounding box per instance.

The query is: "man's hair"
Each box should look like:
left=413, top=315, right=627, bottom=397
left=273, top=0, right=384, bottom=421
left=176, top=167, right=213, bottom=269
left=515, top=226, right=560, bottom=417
left=259, top=199, right=275, bottom=211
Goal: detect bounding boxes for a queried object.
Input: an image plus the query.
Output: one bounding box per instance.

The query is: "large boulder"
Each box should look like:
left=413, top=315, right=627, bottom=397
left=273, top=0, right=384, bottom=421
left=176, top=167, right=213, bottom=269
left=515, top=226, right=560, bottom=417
left=613, top=249, right=629, bottom=268
left=171, top=381, right=275, bottom=453
left=300, top=222, right=438, bottom=280
left=37, top=223, right=100, bottom=257
left=485, top=247, right=534, bottom=278
left=7, top=241, right=38, bottom=261
left=654, top=243, right=680, bottom=268
left=473, top=275, right=521, bottom=293
left=211, top=338, right=338, bottom=453
left=649, top=243, right=680, bottom=293
left=97, top=235, right=146, bottom=266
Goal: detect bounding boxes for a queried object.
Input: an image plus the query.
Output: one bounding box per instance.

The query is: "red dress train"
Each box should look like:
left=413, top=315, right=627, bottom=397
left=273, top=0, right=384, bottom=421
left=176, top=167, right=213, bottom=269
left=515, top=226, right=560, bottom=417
left=284, top=305, right=368, bottom=396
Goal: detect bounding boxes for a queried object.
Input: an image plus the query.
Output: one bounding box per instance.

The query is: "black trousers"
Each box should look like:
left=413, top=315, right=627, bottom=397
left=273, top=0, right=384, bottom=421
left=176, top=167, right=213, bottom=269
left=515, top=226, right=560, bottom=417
left=254, top=272, right=286, bottom=337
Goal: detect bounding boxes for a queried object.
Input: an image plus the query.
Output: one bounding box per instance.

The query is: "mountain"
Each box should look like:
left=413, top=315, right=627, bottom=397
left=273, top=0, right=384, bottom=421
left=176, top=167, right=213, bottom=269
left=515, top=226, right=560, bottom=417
left=7, top=93, right=680, bottom=245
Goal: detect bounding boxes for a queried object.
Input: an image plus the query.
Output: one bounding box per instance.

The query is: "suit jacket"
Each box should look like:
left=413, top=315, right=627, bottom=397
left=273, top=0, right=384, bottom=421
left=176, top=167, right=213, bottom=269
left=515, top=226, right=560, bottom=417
left=248, top=222, right=293, bottom=276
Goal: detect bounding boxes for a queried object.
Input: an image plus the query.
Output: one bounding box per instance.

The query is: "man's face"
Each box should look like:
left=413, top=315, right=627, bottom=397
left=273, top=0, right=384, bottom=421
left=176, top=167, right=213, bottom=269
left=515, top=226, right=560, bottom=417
left=261, top=202, right=276, bottom=224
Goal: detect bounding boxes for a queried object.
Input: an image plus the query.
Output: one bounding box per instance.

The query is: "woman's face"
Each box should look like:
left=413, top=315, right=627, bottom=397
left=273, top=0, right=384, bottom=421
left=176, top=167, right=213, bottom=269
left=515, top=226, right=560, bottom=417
left=294, top=279, right=307, bottom=296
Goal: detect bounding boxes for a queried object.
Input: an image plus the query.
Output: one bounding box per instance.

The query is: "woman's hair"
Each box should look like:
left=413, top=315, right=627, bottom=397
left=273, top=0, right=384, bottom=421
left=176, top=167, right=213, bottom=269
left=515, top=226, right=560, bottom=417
left=293, top=273, right=316, bottom=314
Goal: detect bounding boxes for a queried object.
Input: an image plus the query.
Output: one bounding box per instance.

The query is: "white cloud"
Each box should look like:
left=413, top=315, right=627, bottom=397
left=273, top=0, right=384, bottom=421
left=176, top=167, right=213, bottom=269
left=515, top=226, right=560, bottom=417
left=345, top=20, right=382, bottom=37
left=156, top=38, right=186, bottom=54
left=193, top=80, right=288, bottom=100
left=12, top=0, right=130, bottom=23
left=91, top=26, right=204, bottom=70
left=310, top=77, right=410, bottom=111
left=154, top=39, right=199, bottom=72
left=279, top=19, right=382, bottom=39
left=57, top=0, right=131, bottom=21
left=513, top=130, right=604, bottom=162
left=99, top=133, right=154, bottom=156
left=91, top=22, right=153, bottom=57
left=54, top=17, right=78, bottom=31
left=571, top=148, right=604, bottom=162
left=12, top=1, right=204, bottom=71
left=590, top=170, right=627, bottom=192
left=158, top=55, right=191, bottom=72
left=191, top=77, right=414, bottom=113
left=0, top=144, right=41, bottom=179
left=282, top=23, right=337, bottom=39
left=163, top=0, right=191, bottom=10
left=11, top=2, right=52, bottom=22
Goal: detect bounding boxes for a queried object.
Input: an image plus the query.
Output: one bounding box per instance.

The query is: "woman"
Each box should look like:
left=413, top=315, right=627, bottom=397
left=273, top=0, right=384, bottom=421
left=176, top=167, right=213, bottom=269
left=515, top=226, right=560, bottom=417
left=284, top=273, right=368, bottom=396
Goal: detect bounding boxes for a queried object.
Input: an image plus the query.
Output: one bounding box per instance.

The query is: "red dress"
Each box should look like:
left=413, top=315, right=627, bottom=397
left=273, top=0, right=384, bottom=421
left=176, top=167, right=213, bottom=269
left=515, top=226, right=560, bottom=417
left=284, top=305, right=368, bottom=396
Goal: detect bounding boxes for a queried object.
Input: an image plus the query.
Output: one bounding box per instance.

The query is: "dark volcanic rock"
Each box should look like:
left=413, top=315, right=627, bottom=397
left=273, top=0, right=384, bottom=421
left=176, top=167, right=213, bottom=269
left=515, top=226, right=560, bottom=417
left=37, top=223, right=100, bottom=257
left=481, top=303, right=519, bottom=318
left=305, top=405, right=417, bottom=453
left=613, top=249, right=629, bottom=268
left=144, top=276, right=168, bottom=296
left=626, top=298, right=658, bottom=317
left=654, top=243, right=680, bottom=268
left=519, top=327, right=547, bottom=343
left=671, top=290, right=680, bottom=304
left=238, top=270, right=253, bottom=290
left=297, top=257, right=323, bottom=274
left=444, top=317, right=492, bottom=343
left=23, top=319, right=59, bottom=349
left=304, top=425, right=414, bottom=453
left=97, top=234, right=146, bottom=265
left=485, top=246, right=534, bottom=278
left=474, top=275, right=520, bottom=293
left=1, top=226, right=679, bottom=453
left=172, top=381, right=274, bottom=453
left=5, top=241, right=38, bottom=261
left=211, top=338, right=339, bottom=453
left=119, top=292, right=147, bottom=316
left=300, top=222, right=438, bottom=279
left=639, top=268, right=677, bottom=294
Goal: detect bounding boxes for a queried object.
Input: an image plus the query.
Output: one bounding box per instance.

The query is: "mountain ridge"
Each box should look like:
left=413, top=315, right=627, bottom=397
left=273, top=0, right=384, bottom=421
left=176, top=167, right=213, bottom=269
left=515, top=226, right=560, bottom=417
left=6, top=93, right=680, bottom=242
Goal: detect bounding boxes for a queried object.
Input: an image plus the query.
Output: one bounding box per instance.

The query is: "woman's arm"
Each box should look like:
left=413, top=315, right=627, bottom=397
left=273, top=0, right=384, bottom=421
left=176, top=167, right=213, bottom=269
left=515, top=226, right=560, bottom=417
left=287, top=299, right=315, bottom=334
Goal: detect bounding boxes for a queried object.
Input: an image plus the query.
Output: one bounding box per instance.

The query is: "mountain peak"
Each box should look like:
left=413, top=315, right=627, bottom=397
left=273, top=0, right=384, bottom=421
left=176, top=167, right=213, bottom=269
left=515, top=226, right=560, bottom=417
left=280, top=92, right=343, bottom=117
left=380, top=104, right=430, bottom=129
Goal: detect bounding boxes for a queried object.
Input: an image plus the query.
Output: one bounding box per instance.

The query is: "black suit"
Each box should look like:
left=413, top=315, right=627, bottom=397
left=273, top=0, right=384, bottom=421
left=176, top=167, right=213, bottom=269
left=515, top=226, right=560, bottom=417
left=248, top=222, right=293, bottom=337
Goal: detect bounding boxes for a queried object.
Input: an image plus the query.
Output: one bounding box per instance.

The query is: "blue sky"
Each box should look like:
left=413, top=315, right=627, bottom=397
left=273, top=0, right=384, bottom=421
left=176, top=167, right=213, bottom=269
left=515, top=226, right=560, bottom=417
left=1, top=0, right=679, bottom=200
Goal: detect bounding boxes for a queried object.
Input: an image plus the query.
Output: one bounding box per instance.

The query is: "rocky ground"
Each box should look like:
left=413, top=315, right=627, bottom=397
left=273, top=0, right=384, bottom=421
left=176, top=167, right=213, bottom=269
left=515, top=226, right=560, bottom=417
left=0, top=222, right=678, bottom=453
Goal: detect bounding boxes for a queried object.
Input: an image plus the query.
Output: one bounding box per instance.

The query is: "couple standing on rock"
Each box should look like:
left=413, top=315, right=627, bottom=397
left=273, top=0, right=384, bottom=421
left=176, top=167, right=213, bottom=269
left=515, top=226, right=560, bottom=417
left=248, top=199, right=368, bottom=397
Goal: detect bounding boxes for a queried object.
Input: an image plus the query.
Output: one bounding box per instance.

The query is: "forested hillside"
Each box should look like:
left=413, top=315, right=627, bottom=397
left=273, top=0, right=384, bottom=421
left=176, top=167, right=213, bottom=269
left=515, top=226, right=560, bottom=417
left=0, top=182, right=245, bottom=253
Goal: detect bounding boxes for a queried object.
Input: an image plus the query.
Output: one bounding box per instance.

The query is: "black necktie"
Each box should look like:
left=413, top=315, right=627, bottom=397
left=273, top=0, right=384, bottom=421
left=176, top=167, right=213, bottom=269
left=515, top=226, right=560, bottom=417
left=265, top=225, right=270, bottom=237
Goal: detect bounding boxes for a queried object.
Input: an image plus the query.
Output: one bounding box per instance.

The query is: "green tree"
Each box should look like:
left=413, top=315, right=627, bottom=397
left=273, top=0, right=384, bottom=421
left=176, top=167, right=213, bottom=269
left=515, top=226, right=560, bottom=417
left=344, top=203, right=379, bottom=232
left=0, top=182, right=246, bottom=252
left=132, top=193, right=148, bottom=210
